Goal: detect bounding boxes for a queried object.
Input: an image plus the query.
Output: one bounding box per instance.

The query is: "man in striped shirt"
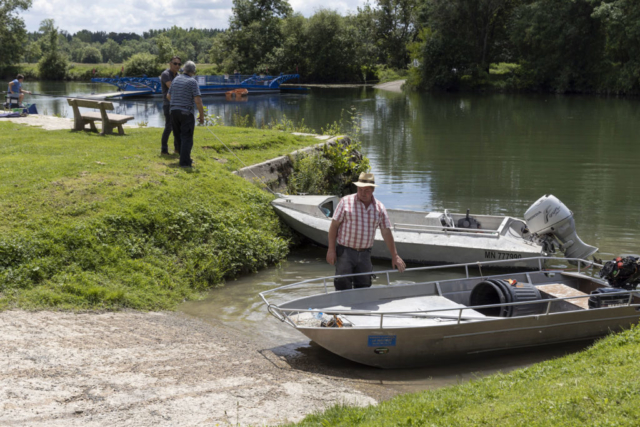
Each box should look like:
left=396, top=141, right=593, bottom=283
left=326, top=172, right=405, bottom=290
left=167, top=60, right=205, bottom=168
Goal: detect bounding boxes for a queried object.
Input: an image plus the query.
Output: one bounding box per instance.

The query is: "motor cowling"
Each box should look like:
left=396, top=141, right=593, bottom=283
left=524, top=195, right=598, bottom=260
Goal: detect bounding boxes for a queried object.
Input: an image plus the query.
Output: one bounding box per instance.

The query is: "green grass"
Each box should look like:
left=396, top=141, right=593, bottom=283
left=289, top=325, right=640, bottom=426
left=0, top=122, right=318, bottom=310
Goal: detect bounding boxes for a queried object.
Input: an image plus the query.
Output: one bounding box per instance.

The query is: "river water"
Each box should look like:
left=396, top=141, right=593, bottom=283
left=21, top=81, right=640, bottom=391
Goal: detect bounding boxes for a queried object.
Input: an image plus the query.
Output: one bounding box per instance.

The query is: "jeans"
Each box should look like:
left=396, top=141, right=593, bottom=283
left=333, top=244, right=373, bottom=291
left=171, top=110, right=195, bottom=167
left=161, top=104, right=175, bottom=153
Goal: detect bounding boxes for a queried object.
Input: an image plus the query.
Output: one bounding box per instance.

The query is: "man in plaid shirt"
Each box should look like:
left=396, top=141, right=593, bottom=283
left=326, top=172, right=406, bottom=290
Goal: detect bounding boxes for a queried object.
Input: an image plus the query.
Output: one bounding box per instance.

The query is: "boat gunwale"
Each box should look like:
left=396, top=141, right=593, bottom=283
left=272, top=198, right=539, bottom=241
left=259, top=257, right=635, bottom=329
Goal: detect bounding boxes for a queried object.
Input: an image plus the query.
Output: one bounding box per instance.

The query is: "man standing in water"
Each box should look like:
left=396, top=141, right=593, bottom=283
left=160, top=56, right=181, bottom=155
left=326, top=172, right=406, bottom=290
left=167, top=60, right=204, bottom=168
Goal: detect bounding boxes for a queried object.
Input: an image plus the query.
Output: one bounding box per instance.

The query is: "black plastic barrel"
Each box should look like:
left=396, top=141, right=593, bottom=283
left=469, top=279, right=544, bottom=317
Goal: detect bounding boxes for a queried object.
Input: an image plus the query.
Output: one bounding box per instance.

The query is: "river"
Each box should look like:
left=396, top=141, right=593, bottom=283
left=21, top=81, right=640, bottom=390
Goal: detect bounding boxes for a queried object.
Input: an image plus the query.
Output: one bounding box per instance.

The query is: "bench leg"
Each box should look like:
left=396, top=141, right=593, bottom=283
left=102, top=124, right=114, bottom=135
left=89, top=121, right=98, bottom=132
left=117, top=125, right=125, bottom=135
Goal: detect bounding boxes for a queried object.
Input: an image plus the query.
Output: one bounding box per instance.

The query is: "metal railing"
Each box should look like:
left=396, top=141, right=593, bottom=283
left=393, top=222, right=500, bottom=237
left=259, top=257, right=632, bottom=329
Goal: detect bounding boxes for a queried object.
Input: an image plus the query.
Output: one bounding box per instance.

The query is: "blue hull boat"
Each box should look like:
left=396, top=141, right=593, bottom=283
left=91, top=74, right=307, bottom=98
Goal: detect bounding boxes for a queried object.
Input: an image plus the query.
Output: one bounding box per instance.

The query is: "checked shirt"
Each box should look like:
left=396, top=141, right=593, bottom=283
left=333, top=194, right=391, bottom=249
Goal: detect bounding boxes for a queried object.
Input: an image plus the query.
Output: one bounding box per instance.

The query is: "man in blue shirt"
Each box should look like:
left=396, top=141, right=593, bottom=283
left=167, top=61, right=204, bottom=168
left=7, top=74, right=31, bottom=107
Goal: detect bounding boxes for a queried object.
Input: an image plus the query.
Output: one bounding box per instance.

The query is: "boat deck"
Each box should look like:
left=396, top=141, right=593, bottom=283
left=295, top=295, right=487, bottom=328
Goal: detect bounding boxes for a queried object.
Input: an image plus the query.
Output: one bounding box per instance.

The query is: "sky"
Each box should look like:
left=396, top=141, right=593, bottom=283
left=22, top=0, right=368, bottom=34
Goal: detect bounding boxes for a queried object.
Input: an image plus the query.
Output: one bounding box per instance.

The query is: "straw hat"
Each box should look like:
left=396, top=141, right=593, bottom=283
left=353, top=172, right=377, bottom=187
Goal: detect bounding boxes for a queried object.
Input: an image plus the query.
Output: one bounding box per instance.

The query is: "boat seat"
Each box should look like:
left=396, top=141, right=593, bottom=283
left=535, top=283, right=589, bottom=310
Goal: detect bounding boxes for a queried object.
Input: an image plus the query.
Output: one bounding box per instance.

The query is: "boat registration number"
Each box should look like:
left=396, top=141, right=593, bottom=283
left=368, top=335, right=396, bottom=347
left=485, top=251, right=522, bottom=260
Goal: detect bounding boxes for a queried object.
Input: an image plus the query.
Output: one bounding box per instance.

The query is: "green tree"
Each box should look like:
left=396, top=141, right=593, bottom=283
left=0, top=0, right=32, bottom=74
left=265, top=13, right=307, bottom=75
left=23, top=40, right=41, bottom=63
left=304, top=9, right=360, bottom=82
left=81, top=46, right=102, bottom=63
left=101, top=38, right=122, bottom=63
left=154, top=33, right=174, bottom=63
left=225, top=0, right=293, bottom=72
left=37, top=19, right=68, bottom=80
left=590, top=0, right=640, bottom=93
left=69, top=37, right=87, bottom=62
left=412, top=0, right=518, bottom=90
left=349, top=4, right=380, bottom=82
left=375, top=0, right=418, bottom=69
left=509, top=0, right=604, bottom=92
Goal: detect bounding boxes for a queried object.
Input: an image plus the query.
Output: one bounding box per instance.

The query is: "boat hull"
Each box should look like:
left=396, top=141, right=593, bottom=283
left=272, top=201, right=543, bottom=268
left=299, top=306, right=639, bottom=368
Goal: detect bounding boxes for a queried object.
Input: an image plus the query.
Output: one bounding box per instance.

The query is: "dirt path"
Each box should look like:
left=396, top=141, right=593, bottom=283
left=373, top=80, right=406, bottom=93
left=1, top=115, right=141, bottom=131
left=0, top=311, right=375, bottom=426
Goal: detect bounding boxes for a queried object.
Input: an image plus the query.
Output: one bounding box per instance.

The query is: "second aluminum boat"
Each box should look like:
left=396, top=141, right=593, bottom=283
left=271, top=194, right=598, bottom=268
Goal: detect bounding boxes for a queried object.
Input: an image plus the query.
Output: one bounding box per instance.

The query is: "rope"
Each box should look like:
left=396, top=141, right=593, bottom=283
left=203, top=124, right=280, bottom=197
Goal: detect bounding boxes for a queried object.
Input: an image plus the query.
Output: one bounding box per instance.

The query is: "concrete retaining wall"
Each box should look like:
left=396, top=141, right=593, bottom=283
left=234, top=135, right=349, bottom=191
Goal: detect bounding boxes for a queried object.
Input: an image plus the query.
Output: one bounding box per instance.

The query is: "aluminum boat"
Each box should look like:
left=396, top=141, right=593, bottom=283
left=271, top=194, right=597, bottom=268
left=260, top=257, right=640, bottom=368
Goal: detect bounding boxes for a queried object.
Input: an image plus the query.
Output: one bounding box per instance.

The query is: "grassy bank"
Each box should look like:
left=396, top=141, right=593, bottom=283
left=290, top=325, right=640, bottom=426
left=0, top=122, right=318, bottom=310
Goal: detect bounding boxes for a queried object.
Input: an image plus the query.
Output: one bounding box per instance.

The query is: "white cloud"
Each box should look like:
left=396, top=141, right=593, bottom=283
left=22, top=0, right=368, bottom=34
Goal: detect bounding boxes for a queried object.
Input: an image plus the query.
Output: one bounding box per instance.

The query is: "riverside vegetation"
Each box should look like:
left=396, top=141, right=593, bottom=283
left=0, top=120, right=365, bottom=311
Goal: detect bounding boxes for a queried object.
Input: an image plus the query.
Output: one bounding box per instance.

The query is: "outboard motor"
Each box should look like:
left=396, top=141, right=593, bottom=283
left=524, top=195, right=598, bottom=260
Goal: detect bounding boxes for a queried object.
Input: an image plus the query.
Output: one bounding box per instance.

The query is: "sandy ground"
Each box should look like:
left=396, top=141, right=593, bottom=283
left=0, top=311, right=376, bottom=426
left=373, top=80, right=406, bottom=93
left=0, top=115, right=141, bottom=131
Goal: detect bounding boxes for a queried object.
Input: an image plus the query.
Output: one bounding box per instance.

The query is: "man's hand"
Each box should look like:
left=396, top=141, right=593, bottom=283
left=392, top=255, right=406, bottom=273
left=198, top=115, right=204, bottom=125
left=326, top=248, right=337, bottom=265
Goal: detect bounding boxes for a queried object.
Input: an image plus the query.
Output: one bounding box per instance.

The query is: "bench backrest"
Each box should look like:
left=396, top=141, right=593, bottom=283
left=67, top=98, right=114, bottom=111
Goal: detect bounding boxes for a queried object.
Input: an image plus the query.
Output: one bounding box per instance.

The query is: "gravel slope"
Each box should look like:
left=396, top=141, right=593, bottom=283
left=0, top=311, right=375, bottom=426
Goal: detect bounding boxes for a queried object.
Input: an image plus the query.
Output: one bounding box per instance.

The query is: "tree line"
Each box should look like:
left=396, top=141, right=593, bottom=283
left=2, top=0, right=640, bottom=93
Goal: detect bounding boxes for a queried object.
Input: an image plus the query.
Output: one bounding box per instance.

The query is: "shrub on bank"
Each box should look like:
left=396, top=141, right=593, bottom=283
left=124, top=53, right=163, bottom=77
left=0, top=124, right=323, bottom=310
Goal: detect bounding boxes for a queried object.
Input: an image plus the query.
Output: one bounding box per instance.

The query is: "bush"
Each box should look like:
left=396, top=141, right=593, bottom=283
left=81, top=46, right=103, bottom=64
left=38, top=52, right=68, bottom=80
left=124, top=53, right=162, bottom=77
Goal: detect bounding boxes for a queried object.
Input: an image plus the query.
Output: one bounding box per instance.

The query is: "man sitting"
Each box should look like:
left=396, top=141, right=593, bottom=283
left=7, top=74, right=31, bottom=108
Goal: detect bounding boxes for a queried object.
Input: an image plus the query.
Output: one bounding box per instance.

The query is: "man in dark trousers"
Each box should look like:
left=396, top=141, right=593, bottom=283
left=167, top=60, right=204, bottom=168
left=160, top=56, right=181, bottom=155
left=326, top=172, right=406, bottom=290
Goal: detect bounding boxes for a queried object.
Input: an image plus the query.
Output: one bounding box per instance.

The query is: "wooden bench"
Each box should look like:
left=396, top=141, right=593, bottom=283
left=67, top=98, right=134, bottom=135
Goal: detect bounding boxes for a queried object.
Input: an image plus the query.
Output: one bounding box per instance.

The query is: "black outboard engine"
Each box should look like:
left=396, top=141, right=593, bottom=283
left=589, top=256, right=640, bottom=309
left=598, top=256, right=640, bottom=290
left=457, top=209, right=481, bottom=229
